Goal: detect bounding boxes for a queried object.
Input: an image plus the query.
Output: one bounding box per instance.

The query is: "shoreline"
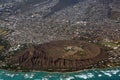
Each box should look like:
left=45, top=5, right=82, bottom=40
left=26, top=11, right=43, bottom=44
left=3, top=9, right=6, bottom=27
left=0, top=66, right=120, bottom=74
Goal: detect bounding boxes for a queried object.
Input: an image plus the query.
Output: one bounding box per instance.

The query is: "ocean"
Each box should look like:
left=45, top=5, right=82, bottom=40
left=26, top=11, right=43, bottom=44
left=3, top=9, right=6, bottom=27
left=0, top=67, right=120, bottom=80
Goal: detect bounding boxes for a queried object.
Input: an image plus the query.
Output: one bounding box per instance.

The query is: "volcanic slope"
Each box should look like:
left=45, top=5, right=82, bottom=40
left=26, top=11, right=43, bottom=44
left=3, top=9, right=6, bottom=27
left=7, top=40, right=108, bottom=72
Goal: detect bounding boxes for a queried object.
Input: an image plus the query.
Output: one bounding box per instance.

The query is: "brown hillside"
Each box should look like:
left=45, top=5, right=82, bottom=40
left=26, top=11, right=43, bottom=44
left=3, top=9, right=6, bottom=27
left=8, top=40, right=108, bottom=72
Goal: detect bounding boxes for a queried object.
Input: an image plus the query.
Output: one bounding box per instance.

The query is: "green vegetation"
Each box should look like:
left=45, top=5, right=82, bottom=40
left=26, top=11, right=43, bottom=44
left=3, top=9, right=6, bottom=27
left=0, top=45, right=4, bottom=53
left=102, top=42, right=119, bottom=49
left=0, top=45, right=4, bottom=50
left=0, top=36, right=10, bottom=49
left=103, top=42, right=118, bottom=47
left=0, top=28, right=11, bottom=36
left=0, top=36, right=10, bottom=61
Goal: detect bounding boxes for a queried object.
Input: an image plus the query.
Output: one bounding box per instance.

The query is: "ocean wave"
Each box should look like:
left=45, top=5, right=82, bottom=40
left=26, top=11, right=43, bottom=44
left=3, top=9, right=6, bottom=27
left=64, top=76, right=74, bottom=80
left=24, top=73, right=34, bottom=79
left=75, top=73, right=94, bottom=79
left=102, top=71, right=112, bottom=77
left=75, top=74, right=88, bottom=79
left=106, top=70, right=119, bottom=74
left=98, top=74, right=102, bottom=77
left=0, top=67, right=120, bottom=80
left=5, top=73, right=15, bottom=77
left=34, top=79, right=41, bottom=80
left=42, top=77, right=48, bottom=80
left=59, top=76, right=75, bottom=80
left=100, top=69, right=120, bottom=77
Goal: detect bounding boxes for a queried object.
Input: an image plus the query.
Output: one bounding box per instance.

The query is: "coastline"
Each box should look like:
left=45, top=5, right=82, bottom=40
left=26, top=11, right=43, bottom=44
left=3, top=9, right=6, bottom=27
left=0, top=66, right=120, bottom=74
left=0, top=66, right=120, bottom=80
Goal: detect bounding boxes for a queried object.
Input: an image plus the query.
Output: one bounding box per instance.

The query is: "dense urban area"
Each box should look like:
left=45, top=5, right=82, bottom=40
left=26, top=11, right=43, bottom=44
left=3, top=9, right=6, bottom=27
left=0, top=0, right=120, bottom=72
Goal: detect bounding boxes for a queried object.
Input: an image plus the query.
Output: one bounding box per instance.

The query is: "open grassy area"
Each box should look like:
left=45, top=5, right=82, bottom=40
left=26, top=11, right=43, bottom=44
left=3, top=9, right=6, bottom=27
left=0, top=45, right=4, bottom=54
left=102, top=42, right=119, bottom=48
left=0, top=36, right=10, bottom=52
left=0, top=28, right=11, bottom=36
left=0, top=46, right=4, bottom=50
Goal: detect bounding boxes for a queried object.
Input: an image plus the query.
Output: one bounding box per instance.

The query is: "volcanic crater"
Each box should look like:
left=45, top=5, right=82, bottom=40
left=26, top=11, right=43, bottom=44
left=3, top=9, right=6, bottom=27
left=8, top=40, right=108, bottom=72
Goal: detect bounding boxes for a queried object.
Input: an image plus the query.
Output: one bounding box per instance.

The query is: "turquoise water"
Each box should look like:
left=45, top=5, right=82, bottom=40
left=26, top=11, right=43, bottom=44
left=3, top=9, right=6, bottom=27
left=0, top=67, right=120, bottom=80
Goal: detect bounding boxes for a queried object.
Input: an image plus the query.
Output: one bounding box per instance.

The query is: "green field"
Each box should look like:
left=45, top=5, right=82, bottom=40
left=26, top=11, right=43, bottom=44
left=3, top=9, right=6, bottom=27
left=102, top=42, right=119, bottom=48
